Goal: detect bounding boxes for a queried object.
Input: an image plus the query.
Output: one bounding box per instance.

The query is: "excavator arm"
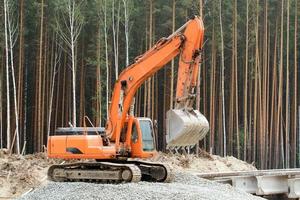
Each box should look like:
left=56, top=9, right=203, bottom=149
left=106, top=16, right=208, bottom=149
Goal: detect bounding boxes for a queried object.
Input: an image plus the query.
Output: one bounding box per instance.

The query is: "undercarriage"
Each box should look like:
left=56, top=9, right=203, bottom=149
left=48, top=160, right=173, bottom=183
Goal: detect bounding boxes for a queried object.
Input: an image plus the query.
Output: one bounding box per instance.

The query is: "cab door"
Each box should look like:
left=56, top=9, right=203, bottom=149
left=130, top=118, right=156, bottom=158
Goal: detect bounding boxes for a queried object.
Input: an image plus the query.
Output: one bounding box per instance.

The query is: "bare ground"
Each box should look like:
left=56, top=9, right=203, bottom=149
left=0, top=149, right=61, bottom=199
left=150, top=150, right=257, bottom=172
left=0, top=149, right=258, bottom=199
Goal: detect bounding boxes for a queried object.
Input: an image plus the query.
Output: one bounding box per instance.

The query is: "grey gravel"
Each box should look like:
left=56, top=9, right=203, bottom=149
left=18, top=172, right=265, bottom=200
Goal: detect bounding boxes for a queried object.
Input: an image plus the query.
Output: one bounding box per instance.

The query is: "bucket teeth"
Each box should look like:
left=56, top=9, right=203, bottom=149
left=166, top=109, right=209, bottom=148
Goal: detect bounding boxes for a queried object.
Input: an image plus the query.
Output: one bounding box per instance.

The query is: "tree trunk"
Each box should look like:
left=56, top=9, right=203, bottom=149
left=170, top=0, right=175, bottom=110
left=147, top=0, right=153, bottom=118
left=79, top=45, right=85, bottom=126
left=285, top=0, right=290, bottom=168
left=104, top=0, right=109, bottom=118
left=96, top=25, right=101, bottom=126
left=244, top=0, right=249, bottom=161
left=209, top=24, right=216, bottom=154
left=34, top=0, right=44, bottom=152
left=4, top=0, right=11, bottom=151
left=112, top=0, right=120, bottom=80
left=0, top=51, right=2, bottom=149
left=6, top=0, right=20, bottom=154
left=292, top=0, right=298, bottom=168
left=253, top=0, right=260, bottom=166
left=269, top=22, right=278, bottom=168
left=234, top=0, right=239, bottom=158
left=219, top=0, right=226, bottom=156
left=47, top=34, right=59, bottom=137
left=123, top=0, right=129, bottom=66
left=18, top=0, right=25, bottom=149
left=276, top=0, right=284, bottom=168
left=261, top=0, right=268, bottom=169
left=41, top=26, right=48, bottom=149
left=69, top=0, right=77, bottom=127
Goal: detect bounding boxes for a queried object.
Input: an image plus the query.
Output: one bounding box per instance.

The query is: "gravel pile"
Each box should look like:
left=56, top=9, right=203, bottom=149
left=18, top=172, right=265, bottom=200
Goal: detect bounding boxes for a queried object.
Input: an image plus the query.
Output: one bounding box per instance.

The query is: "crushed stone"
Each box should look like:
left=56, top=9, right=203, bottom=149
left=18, top=172, right=265, bottom=200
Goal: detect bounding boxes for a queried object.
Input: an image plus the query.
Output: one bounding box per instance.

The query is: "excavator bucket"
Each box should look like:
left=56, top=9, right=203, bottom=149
left=166, top=109, right=209, bottom=148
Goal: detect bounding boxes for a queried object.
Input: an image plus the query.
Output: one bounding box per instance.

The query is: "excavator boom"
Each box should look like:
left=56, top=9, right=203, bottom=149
left=106, top=16, right=208, bottom=149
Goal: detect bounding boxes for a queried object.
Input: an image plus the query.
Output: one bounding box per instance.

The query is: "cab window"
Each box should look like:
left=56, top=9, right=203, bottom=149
left=139, top=120, right=155, bottom=151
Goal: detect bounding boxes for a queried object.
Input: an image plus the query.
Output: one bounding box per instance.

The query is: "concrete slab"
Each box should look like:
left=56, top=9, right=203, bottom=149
left=288, top=178, right=300, bottom=198
left=256, top=175, right=288, bottom=195
left=231, top=176, right=257, bottom=194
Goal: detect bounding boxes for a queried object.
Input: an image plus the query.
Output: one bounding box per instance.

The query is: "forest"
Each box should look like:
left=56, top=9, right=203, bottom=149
left=0, top=0, right=299, bottom=170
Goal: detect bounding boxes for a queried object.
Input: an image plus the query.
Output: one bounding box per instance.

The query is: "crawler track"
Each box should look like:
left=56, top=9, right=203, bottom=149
left=111, top=160, right=174, bottom=183
left=48, top=161, right=173, bottom=183
left=48, top=162, right=141, bottom=183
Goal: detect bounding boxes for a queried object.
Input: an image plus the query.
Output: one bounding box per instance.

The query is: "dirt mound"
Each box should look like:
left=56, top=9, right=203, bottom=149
left=151, top=151, right=257, bottom=172
left=0, top=149, right=60, bottom=199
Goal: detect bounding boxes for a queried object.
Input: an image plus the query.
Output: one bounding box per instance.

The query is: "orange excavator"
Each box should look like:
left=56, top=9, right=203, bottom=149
left=47, top=16, right=209, bottom=183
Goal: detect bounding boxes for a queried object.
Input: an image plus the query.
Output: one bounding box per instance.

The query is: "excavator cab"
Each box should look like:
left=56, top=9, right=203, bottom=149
left=129, top=117, right=156, bottom=158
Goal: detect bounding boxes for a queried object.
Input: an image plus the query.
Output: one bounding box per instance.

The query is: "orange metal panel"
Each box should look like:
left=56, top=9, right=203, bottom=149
left=48, top=136, right=66, bottom=154
left=48, top=135, right=116, bottom=159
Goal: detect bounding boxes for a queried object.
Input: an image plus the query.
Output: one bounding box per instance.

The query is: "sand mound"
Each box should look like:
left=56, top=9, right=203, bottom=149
left=151, top=151, right=257, bottom=172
